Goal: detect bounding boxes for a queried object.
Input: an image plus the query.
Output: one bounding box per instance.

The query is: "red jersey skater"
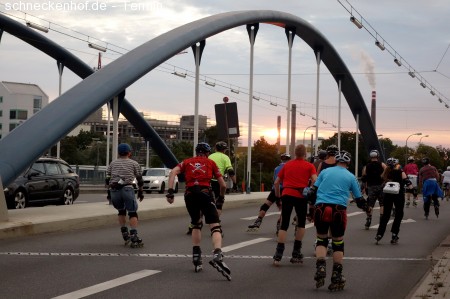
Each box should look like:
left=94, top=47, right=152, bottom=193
left=166, top=142, right=230, bottom=280
left=273, top=144, right=317, bottom=265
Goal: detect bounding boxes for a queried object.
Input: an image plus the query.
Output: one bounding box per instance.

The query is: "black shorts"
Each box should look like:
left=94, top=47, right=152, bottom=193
left=314, top=203, right=347, bottom=238
left=184, top=186, right=220, bottom=225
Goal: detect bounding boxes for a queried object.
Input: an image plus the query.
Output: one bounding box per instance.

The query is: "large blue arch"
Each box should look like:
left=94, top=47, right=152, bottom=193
left=0, top=13, right=179, bottom=174
left=0, top=10, right=380, bottom=186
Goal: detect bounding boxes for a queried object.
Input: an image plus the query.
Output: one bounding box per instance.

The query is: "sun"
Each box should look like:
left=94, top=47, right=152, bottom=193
left=259, top=128, right=286, bottom=144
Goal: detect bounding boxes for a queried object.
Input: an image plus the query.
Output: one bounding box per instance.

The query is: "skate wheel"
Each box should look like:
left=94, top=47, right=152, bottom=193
left=194, top=265, right=203, bottom=273
left=273, top=260, right=281, bottom=267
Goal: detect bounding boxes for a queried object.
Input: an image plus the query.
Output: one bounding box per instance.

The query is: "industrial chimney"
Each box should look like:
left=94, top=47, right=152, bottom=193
left=371, top=91, right=376, bottom=129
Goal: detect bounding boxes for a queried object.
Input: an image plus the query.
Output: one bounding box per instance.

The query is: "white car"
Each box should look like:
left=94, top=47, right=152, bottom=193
left=141, top=168, right=178, bottom=194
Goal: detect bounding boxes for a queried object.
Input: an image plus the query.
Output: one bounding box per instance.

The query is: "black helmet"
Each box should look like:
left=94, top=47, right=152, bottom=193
left=326, top=145, right=338, bottom=155
left=195, top=142, right=212, bottom=154
left=386, top=157, right=399, bottom=167
left=369, top=150, right=379, bottom=158
left=422, top=157, right=430, bottom=165
left=215, top=141, right=228, bottom=151
left=318, top=150, right=327, bottom=160
left=335, top=150, right=352, bottom=164
left=280, top=153, right=291, bottom=161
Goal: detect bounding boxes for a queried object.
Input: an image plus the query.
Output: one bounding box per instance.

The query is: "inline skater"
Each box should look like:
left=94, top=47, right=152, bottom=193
left=106, top=143, right=144, bottom=248
left=442, top=166, right=450, bottom=201
left=313, top=145, right=338, bottom=256
left=361, top=150, right=387, bottom=229
left=375, top=158, right=412, bottom=244
left=403, top=156, right=419, bottom=207
left=308, top=150, right=367, bottom=291
left=247, top=153, right=291, bottom=234
left=166, top=142, right=231, bottom=280
left=186, top=141, right=236, bottom=235
left=419, top=157, right=443, bottom=219
left=313, top=150, right=327, bottom=170
left=272, top=144, right=317, bottom=265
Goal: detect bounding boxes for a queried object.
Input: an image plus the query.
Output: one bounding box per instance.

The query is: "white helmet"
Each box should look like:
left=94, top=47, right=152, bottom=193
left=369, top=150, right=379, bottom=158
left=335, top=151, right=352, bottom=164
left=447, top=166, right=450, bottom=171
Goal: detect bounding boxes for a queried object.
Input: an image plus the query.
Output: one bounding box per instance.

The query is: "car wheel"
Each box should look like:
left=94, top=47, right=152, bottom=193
left=14, top=190, right=27, bottom=209
left=159, top=182, right=165, bottom=194
left=174, top=183, right=179, bottom=193
left=61, top=187, right=74, bottom=205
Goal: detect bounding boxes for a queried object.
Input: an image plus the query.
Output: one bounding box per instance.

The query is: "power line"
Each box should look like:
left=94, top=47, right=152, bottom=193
left=337, top=0, right=450, bottom=109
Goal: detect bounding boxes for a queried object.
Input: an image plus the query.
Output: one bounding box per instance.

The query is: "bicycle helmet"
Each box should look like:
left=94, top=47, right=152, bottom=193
left=318, top=150, right=327, bottom=160
left=407, top=156, right=415, bottom=163
left=280, top=153, right=291, bottom=161
left=326, top=145, right=338, bottom=155
left=195, top=142, right=212, bottom=154
left=422, top=157, right=430, bottom=165
left=447, top=166, right=450, bottom=171
left=369, top=150, right=379, bottom=158
left=386, top=157, right=399, bottom=167
left=118, top=143, right=132, bottom=155
left=215, top=141, right=228, bottom=151
left=335, top=150, right=352, bottom=164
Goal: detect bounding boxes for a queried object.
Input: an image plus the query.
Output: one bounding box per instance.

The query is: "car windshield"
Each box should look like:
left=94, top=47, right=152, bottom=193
left=143, top=169, right=166, bottom=176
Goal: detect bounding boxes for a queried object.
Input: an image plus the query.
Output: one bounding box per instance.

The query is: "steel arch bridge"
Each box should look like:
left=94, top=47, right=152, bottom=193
left=0, top=10, right=380, bottom=186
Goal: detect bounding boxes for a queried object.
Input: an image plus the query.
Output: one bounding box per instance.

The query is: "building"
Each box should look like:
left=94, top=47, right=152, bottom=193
left=0, top=81, right=49, bottom=139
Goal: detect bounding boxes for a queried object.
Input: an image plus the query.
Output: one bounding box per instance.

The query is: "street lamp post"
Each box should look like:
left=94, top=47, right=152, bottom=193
left=405, top=133, right=422, bottom=165
left=258, top=162, right=263, bottom=192
left=377, top=134, right=384, bottom=160
left=419, top=135, right=429, bottom=143
left=303, top=125, right=316, bottom=145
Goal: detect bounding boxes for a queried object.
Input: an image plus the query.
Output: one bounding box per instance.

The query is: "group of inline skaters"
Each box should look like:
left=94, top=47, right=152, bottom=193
left=246, top=144, right=447, bottom=291
left=106, top=140, right=447, bottom=290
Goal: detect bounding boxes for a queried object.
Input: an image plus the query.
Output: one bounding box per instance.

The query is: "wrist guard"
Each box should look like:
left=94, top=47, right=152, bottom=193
left=354, top=196, right=368, bottom=211
left=306, top=185, right=318, bottom=205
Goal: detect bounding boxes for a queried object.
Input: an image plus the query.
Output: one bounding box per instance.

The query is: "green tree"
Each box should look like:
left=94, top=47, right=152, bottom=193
left=416, top=144, right=444, bottom=170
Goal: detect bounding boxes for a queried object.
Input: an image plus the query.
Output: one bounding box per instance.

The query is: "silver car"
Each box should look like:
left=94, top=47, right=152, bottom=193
left=141, top=168, right=178, bottom=194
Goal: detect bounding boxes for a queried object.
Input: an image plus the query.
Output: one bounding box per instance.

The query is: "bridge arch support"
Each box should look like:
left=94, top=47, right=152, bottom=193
left=0, top=10, right=380, bottom=185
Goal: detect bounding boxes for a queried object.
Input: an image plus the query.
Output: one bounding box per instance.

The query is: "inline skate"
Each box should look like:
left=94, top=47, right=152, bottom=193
left=314, top=258, right=326, bottom=288
left=209, top=248, right=231, bottom=281
left=129, top=229, right=144, bottom=248
left=247, top=217, right=262, bottom=232
left=273, top=243, right=284, bottom=266
left=193, top=246, right=202, bottom=272
left=121, top=227, right=130, bottom=246
left=328, top=263, right=346, bottom=291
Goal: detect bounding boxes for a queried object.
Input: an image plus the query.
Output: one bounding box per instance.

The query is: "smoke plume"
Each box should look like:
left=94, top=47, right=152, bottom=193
left=360, top=50, right=376, bottom=90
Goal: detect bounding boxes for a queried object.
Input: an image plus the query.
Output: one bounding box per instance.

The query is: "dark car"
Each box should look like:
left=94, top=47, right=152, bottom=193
left=3, top=156, right=80, bottom=209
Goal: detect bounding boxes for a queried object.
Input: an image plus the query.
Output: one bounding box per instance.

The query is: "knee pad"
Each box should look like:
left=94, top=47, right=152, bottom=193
left=210, top=225, right=222, bottom=236
left=332, top=240, right=344, bottom=253
left=192, top=221, right=203, bottom=231
left=260, top=203, right=270, bottom=212
left=315, top=237, right=329, bottom=248
left=118, top=209, right=126, bottom=216
left=128, top=212, right=138, bottom=219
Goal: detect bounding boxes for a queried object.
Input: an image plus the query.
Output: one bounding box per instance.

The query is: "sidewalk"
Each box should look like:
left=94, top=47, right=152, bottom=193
left=0, top=192, right=267, bottom=240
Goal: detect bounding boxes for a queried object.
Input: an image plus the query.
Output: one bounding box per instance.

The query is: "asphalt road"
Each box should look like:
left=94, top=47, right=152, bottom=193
left=0, top=198, right=449, bottom=299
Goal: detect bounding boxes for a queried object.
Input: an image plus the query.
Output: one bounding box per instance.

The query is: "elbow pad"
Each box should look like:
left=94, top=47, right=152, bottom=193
left=227, top=168, right=235, bottom=176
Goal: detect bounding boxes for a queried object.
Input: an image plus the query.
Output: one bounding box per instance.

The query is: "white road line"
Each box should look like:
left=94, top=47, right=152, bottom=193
left=51, top=269, right=160, bottom=299
left=370, top=218, right=416, bottom=229
left=222, top=238, right=272, bottom=252
left=241, top=212, right=280, bottom=221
